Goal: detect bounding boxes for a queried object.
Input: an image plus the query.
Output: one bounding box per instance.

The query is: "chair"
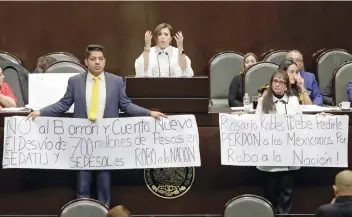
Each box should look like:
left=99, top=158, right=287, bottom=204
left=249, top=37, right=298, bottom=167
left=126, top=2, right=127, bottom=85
left=0, top=62, right=29, bottom=107
left=0, top=51, right=22, bottom=65
left=311, top=48, right=327, bottom=75
left=332, top=61, right=352, bottom=105
left=209, top=51, right=244, bottom=107
left=263, top=50, right=289, bottom=65
left=243, top=62, right=279, bottom=98
left=43, top=61, right=87, bottom=74
left=316, top=48, right=352, bottom=90
left=59, top=198, right=109, bottom=217
left=37, top=52, right=80, bottom=65
left=224, top=194, right=275, bottom=217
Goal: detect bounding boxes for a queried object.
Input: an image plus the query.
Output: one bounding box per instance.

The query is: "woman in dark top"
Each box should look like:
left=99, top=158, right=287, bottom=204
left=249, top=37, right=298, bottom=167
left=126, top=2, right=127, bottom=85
left=228, top=52, right=258, bottom=107
left=258, top=59, right=312, bottom=105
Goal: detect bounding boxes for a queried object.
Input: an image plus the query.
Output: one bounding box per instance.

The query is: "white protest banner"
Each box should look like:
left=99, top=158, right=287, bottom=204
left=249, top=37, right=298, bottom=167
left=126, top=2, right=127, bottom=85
left=219, top=113, right=349, bottom=167
left=3, top=115, right=200, bottom=169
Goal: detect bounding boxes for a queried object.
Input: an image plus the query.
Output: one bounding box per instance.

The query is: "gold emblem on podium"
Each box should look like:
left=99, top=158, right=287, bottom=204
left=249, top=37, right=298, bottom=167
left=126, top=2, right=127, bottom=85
left=144, top=167, right=195, bottom=199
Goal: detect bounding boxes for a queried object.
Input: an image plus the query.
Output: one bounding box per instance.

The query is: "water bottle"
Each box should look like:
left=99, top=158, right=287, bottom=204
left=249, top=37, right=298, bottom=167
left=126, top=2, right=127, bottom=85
left=243, top=93, right=250, bottom=112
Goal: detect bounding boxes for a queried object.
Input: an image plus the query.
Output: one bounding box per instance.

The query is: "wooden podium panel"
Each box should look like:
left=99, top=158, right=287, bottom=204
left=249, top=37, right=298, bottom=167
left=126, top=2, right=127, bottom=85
left=130, top=98, right=209, bottom=113
left=125, top=76, right=210, bottom=113
left=125, top=76, right=209, bottom=98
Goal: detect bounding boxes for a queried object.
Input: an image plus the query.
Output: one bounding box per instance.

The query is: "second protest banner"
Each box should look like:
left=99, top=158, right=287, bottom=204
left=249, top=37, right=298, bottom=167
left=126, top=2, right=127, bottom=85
left=3, top=115, right=200, bottom=170
left=219, top=113, right=349, bottom=167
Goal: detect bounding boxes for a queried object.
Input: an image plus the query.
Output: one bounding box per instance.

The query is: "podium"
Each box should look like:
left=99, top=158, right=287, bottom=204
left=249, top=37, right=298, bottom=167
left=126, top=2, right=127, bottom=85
left=125, top=76, right=209, bottom=113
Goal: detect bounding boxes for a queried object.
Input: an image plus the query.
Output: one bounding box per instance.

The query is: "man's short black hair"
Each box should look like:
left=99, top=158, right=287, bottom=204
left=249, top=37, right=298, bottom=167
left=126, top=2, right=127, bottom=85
left=85, top=44, right=105, bottom=58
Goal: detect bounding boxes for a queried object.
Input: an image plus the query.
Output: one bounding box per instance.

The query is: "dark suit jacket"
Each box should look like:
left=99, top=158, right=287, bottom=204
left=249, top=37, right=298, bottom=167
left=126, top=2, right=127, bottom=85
left=40, top=72, right=149, bottom=118
left=228, top=73, right=243, bottom=107
left=322, top=78, right=333, bottom=105
left=315, top=196, right=352, bottom=217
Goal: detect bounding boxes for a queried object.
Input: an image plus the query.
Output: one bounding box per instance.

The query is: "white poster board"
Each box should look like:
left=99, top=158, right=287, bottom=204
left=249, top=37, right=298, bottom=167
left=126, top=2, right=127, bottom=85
left=3, top=115, right=200, bottom=170
left=28, top=73, right=79, bottom=112
left=219, top=113, right=349, bottom=167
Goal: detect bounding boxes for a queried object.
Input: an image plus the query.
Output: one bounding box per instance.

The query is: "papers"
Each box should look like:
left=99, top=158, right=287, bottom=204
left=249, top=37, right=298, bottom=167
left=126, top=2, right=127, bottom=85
left=231, top=105, right=342, bottom=112
left=0, top=107, right=30, bottom=112
left=300, top=105, right=340, bottom=112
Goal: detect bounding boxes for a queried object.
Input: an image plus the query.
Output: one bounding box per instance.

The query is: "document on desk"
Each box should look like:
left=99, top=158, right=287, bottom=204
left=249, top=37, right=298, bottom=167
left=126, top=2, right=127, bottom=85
left=27, top=73, right=78, bottom=112
left=300, top=105, right=340, bottom=112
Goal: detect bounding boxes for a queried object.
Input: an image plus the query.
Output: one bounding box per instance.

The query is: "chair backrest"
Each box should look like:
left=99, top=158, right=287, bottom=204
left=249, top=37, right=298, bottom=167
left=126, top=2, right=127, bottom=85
left=37, top=52, right=80, bottom=65
left=209, top=51, right=244, bottom=100
left=333, top=61, right=352, bottom=105
left=224, top=194, right=275, bottom=217
left=243, top=62, right=279, bottom=98
left=263, top=50, right=289, bottom=65
left=0, top=51, right=22, bottom=65
left=317, top=48, right=352, bottom=90
left=0, top=62, right=29, bottom=107
left=43, top=61, right=87, bottom=74
left=59, top=198, right=109, bottom=217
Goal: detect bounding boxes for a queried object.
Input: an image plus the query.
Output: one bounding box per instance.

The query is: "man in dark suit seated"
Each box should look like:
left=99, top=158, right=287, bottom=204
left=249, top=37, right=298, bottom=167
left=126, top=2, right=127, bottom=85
left=315, top=170, right=352, bottom=217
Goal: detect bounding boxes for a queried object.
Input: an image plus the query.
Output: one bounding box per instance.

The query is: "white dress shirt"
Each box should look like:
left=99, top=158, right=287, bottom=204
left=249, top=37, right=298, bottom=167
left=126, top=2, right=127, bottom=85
left=86, top=72, right=106, bottom=120
left=255, top=94, right=302, bottom=172
left=135, top=46, right=194, bottom=77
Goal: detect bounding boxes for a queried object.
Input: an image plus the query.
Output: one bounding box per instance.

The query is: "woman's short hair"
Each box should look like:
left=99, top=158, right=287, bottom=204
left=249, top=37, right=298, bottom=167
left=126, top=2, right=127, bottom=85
left=153, top=23, right=173, bottom=42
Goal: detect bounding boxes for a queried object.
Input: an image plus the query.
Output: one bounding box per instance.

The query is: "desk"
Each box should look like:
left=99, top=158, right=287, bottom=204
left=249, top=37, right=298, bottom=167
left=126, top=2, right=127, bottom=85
left=125, top=76, right=209, bottom=113
left=0, top=108, right=350, bottom=215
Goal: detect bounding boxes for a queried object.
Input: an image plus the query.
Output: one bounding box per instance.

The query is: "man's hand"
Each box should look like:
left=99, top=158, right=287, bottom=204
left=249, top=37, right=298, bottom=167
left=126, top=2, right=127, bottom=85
left=27, top=110, right=41, bottom=120
left=149, top=111, right=167, bottom=120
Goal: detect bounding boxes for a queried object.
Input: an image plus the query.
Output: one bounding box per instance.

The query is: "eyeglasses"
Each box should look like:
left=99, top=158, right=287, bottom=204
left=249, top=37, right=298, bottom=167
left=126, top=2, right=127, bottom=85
left=272, top=79, right=286, bottom=86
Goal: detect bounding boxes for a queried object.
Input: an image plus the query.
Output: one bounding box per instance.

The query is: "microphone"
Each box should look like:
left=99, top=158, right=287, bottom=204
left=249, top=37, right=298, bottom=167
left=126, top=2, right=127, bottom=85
left=157, top=52, right=162, bottom=77
left=165, top=52, right=171, bottom=76
left=274, top=99, right=288, bottom=114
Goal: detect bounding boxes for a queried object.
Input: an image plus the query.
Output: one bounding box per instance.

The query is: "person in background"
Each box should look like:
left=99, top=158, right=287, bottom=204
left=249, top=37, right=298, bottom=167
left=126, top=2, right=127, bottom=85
left=346, top=80, right=352, bottom=103
left=315, top=170, right=352, bottom=217
left=258, top=59, right=312, bottom=105
left=256, top=70, right=301, bottom=214
left=0, top=65, right=17, bottom=108
left=228, top=52, right=258, bottom=107
left=35, top=56, right=58, bottom=73
left=322, top=78, right=333, bottom=105
left=135, top=23, right=193, bottom=77
left=287, top=50, right=323, bottom=105
left=107, top=205, right=131, bottom=217
left=0, top=56, right=29, bottom=105
left=28, top=44, right=166, bottom=207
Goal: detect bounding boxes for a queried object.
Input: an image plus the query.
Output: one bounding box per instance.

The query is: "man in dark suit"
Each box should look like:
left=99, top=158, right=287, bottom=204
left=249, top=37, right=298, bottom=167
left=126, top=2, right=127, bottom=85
left=28, top=44, right=166, bottom=207
left=315, top=170, right=352, bottom=217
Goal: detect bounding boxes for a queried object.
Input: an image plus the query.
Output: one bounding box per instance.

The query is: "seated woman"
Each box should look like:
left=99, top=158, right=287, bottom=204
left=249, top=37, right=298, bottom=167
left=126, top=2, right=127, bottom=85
left=135, top=23, right=193, bottom=77
left=0, top=66, right=17, bottom=108
left=228, top=52, right=258, bottom=107
left=258, top=59, right=312, bottom=105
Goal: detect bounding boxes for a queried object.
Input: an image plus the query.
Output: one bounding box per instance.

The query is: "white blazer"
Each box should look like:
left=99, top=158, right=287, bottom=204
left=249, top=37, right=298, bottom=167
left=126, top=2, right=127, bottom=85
left=255, top=94, right=302, bottom=172
left=135, top=46, right=194, bottom=77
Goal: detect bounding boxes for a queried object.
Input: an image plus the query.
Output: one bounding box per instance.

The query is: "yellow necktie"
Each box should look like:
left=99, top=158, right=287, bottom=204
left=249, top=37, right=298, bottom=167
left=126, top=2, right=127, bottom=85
left=88, top=77, right=99, bottom=121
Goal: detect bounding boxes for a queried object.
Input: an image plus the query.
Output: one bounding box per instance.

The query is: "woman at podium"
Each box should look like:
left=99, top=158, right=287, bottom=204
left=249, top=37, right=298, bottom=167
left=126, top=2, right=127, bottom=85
left=135, top=23, right=194, bottom=77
